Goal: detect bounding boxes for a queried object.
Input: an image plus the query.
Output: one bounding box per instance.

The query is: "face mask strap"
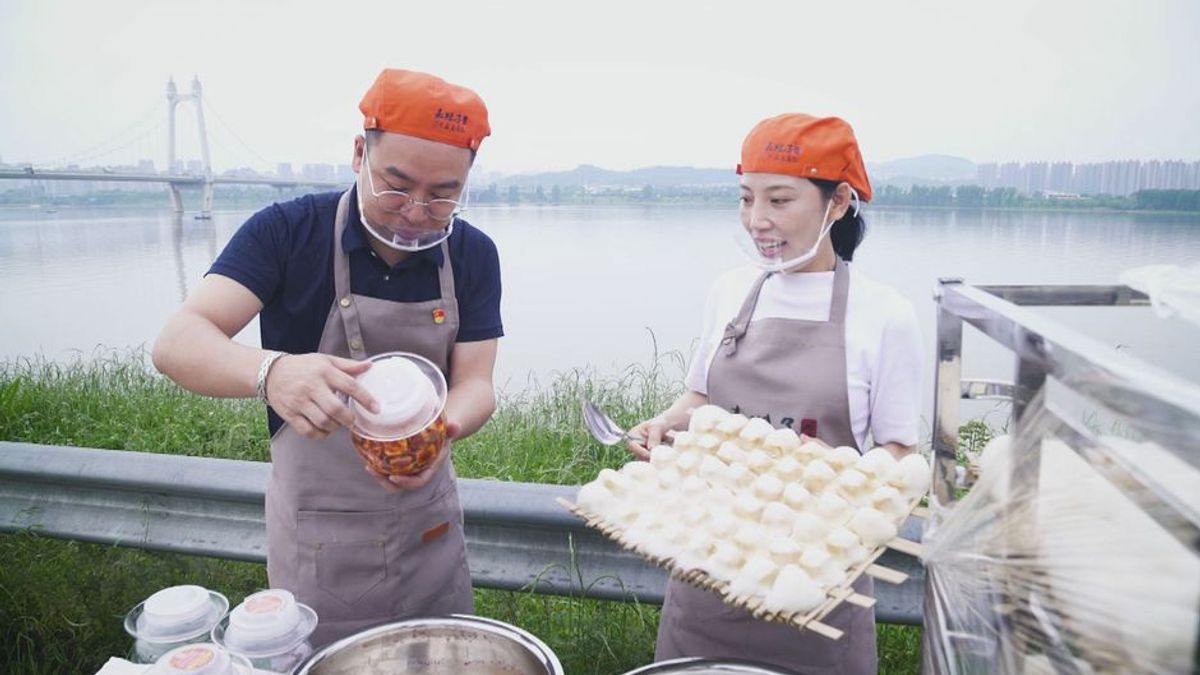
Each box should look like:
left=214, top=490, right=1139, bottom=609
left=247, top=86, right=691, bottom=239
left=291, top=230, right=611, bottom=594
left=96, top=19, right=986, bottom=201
left=740, top=197, right=837, bottom=273
left=740, top=183, right=862, bottom=272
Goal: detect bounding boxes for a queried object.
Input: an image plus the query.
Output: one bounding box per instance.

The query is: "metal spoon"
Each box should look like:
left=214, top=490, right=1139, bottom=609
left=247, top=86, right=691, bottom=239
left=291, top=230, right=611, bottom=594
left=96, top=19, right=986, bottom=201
left=581, top=399, right=646, bottom=446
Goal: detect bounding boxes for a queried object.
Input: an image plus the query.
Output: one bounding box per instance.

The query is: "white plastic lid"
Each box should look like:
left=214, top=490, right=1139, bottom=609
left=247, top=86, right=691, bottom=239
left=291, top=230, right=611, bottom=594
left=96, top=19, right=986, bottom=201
left=212, top=589, right=318, bottom=657
left=353, top=354, right=441, bottom=439
left=146, top=643, right=252, bottom=675
left=126, top=586, right=228, bottom=643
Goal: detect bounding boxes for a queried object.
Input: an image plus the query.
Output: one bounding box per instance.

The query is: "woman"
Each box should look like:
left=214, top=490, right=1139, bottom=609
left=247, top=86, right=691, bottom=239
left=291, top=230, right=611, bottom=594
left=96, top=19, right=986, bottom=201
left=627, top=113, right=922, bottom=673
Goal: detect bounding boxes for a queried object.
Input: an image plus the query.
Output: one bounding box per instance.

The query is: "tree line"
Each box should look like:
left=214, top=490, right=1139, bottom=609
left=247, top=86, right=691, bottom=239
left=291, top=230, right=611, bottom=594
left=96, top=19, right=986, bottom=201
left=6, top=182, right=1199, bottom=212
left=470, top=183, right=1200, bottom=211
left=870, top=184, right=1200, bottom=211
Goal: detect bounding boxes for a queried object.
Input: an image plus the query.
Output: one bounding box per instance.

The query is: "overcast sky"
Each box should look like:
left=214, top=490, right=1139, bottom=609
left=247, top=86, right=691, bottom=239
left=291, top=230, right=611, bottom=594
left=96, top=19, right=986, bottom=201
left=2, top=0, right=1197, bottom=175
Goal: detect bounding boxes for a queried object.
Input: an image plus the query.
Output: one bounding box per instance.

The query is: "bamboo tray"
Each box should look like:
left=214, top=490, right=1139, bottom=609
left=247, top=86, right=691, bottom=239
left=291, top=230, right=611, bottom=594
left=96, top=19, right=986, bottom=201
left=557, top=496, right=922, bottom=640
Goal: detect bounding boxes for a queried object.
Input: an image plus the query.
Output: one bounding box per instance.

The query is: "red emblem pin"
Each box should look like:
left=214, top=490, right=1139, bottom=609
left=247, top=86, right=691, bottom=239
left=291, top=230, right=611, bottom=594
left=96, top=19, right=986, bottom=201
left=432, top=309, right=446, bottom=325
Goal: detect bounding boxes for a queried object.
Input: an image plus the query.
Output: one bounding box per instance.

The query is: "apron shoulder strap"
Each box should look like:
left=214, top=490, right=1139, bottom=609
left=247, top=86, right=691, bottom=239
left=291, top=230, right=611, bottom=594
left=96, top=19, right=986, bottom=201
left=332, top=188, right=368, bottom=360
left=722, top=271, right=772, bottom=356
left=829, top=257, right=850, bottom=325
left=436, top=238, right=456, bottom=300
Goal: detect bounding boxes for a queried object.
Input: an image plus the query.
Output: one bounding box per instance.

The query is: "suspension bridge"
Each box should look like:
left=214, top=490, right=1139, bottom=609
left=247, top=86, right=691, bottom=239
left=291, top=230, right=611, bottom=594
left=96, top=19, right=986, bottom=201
left=0, top=77, right=345, bottom=219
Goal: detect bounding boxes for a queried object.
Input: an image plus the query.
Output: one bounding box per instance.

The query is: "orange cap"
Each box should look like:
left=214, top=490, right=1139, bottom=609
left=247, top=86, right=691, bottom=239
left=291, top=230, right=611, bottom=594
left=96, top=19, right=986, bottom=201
left=737, top=113, right=872, bottom=202
left=359, top=69, right=491, bottom=152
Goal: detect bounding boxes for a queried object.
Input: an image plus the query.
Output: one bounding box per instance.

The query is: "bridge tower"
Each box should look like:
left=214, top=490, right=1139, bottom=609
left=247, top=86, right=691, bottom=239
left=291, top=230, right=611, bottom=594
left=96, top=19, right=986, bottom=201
left=166, top=76, right=214, bottom=219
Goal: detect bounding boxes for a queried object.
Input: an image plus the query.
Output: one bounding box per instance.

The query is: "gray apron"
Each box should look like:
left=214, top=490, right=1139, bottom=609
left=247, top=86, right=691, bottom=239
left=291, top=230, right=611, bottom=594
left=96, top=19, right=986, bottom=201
left=265, top=190, right=473, bottom=648
left=656, top=259, right=878, bottom=675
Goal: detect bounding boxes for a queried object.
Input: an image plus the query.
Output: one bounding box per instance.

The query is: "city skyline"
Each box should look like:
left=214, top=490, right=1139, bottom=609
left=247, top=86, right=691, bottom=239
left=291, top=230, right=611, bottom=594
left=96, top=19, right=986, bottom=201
left=4, top=107, right=1199, bottom=183
left=6, top=155, right=1199, bottom=198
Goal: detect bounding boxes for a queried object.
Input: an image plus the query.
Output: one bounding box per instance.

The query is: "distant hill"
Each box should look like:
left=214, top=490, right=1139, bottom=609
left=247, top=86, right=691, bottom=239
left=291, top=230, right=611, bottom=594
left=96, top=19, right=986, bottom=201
left=488, top=154, right=978, bottom=189
left=868, top=154, right=977, bottom=186
left=495, top=164, right=733, bottom=188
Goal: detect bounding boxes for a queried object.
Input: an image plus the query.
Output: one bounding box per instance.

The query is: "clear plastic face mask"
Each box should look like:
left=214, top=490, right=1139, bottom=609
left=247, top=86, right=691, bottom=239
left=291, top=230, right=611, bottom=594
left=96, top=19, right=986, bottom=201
left=356, top=148, right=468, bottom=253
left=358, top=205, right=455, bottom=252
left=736, top=188, right=860, bottom=272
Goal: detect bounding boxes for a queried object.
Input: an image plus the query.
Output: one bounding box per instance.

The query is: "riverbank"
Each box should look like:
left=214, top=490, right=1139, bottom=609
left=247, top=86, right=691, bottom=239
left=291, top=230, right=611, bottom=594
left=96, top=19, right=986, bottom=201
left=1, top=351, right=926, bottom=674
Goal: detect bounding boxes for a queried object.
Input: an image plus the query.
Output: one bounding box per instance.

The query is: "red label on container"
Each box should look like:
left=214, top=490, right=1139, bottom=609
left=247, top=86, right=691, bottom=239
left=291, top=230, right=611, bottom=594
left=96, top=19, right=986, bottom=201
left=169, top=646, right=215, bottom=670
left=245, top=593, right=284, bottom=614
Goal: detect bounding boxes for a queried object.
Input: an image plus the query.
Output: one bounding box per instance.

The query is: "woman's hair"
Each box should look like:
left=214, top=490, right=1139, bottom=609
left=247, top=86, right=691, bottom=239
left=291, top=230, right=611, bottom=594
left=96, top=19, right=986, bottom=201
left=810, top=178, right=866, bottom=261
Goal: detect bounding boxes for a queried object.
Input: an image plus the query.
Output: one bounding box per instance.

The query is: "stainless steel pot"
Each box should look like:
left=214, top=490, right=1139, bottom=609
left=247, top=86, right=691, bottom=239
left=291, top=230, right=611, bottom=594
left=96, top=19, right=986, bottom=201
left=291, top=614, right=563, bottom=675
left=620, top=658, right=800, bottom=675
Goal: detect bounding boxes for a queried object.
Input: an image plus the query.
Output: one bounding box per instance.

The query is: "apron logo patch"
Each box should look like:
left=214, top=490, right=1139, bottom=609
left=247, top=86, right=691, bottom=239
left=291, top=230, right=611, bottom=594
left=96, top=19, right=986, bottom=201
left=422, top=521, right=450, bottom=543
left=730, top=406, right=818, bottom=438
left=432, top=308, right=446, bottom=324
left=799, top=418, right=819, bottom=438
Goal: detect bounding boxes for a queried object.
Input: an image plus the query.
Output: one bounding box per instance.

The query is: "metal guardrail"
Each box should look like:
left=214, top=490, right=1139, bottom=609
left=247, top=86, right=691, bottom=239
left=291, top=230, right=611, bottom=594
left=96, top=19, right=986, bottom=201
left=0, top=441, right=925, bottom=624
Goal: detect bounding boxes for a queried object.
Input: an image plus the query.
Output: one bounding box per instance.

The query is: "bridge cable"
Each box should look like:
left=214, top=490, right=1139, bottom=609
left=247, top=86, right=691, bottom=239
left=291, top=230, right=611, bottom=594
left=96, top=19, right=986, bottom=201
left=29, top=101, right=163, bottom=168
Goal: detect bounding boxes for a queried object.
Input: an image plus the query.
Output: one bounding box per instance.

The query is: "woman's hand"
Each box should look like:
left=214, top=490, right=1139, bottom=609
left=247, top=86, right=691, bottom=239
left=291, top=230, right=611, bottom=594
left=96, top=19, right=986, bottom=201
left=623, top=391, right=709, bottom=461
left=626, top=416, right=672, bottom=460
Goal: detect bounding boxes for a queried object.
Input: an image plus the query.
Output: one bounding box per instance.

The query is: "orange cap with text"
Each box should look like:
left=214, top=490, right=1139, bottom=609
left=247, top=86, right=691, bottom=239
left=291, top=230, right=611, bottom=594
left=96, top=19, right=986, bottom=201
left=737, top=113, right=872, bottom=202
left=359, top=69, right=491, bottom=151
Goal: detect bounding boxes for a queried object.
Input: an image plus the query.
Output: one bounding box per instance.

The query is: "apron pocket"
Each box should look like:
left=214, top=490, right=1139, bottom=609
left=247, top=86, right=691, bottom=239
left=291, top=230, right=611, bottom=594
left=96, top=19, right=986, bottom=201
left=297, top=508, right=398, bottom=621
left=398, top=485, right=472, bottom=616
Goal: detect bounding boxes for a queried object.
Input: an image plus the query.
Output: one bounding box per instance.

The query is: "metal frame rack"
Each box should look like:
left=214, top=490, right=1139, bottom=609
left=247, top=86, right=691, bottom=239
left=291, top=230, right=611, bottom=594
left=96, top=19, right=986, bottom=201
left=924, top=280, right=1200, bottom=673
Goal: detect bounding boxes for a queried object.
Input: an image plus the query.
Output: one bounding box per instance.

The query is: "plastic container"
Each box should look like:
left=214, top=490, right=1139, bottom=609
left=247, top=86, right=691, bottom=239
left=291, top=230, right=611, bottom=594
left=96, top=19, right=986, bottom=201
left=145, top=643, right=253, bottom=675
left=211, top=588, right=317, bottom=673
left=350, top=352, right=449, bottom=477
left=293, top=614, right=563, bottom=674
left=124, top=585, right=229, bottom=664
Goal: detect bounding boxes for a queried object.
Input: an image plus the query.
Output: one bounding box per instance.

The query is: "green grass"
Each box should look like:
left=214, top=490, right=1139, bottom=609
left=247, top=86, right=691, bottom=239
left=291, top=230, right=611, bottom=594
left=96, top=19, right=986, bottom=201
left=0, top=349, right=921, bottom=674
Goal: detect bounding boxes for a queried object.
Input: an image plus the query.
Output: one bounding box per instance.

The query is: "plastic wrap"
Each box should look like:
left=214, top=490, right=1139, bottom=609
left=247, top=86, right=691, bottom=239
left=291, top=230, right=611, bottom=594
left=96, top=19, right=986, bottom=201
left=921, top=391, right=1200, bottom=674
left=1119, top=263, right=1200, bottom=327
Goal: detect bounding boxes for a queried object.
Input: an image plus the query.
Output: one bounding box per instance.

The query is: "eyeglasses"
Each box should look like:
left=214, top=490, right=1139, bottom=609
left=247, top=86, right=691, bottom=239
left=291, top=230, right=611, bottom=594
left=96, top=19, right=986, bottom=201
left=362, top=144, right=465, bottom=222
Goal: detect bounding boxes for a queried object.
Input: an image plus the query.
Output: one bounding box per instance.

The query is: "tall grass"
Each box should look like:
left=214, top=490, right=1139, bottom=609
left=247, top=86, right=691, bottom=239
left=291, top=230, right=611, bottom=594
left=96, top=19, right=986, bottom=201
left=1, top=349, right=921, bottom=674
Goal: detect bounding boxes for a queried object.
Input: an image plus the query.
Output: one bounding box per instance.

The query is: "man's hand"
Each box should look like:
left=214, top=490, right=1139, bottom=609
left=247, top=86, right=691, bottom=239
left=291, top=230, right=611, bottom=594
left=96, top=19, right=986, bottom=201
left=267, top=353, right=379, bottom=439
left=364, top=420, right=462, bottom=491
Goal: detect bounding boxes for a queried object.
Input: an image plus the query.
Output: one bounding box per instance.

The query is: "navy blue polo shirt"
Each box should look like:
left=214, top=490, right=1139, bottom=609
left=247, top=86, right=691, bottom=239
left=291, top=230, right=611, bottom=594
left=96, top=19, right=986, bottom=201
left=208, top=187, right=503, bottom=433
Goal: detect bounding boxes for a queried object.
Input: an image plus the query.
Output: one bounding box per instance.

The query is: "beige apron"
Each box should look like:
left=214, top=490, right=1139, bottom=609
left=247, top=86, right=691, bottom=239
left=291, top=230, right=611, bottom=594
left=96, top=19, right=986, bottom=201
left=265, top=190, right=473, bottom=648
left=656, top=259, right=878, bottom=675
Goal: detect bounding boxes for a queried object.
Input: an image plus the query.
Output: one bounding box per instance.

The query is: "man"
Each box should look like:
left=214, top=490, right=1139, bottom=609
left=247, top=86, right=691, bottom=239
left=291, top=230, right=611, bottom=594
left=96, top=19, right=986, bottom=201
left=152, top=68, right=501, bottom=645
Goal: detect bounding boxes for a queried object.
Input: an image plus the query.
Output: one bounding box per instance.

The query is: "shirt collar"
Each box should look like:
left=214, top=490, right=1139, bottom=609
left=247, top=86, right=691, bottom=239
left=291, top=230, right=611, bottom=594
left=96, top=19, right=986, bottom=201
left=342, top=183, right=445, bottom=268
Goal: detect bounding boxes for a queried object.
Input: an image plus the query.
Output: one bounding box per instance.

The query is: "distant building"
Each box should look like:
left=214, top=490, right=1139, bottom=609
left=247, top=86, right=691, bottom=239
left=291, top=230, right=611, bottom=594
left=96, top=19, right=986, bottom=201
left=301, top=163, right=335, bottom=181
left=976, top=162, right=998, bottom=188
left=1043, top=191, right=1084, bottom=201
left=1048, top=162, right=1073, bottom=192
left=971, top=159, right=1200, bottom=196
left=222, top=166, right=261, bottom=179
left=998, top=162, right=1022, bottom=190
left=1024, top=161, right=1048, bottom=193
